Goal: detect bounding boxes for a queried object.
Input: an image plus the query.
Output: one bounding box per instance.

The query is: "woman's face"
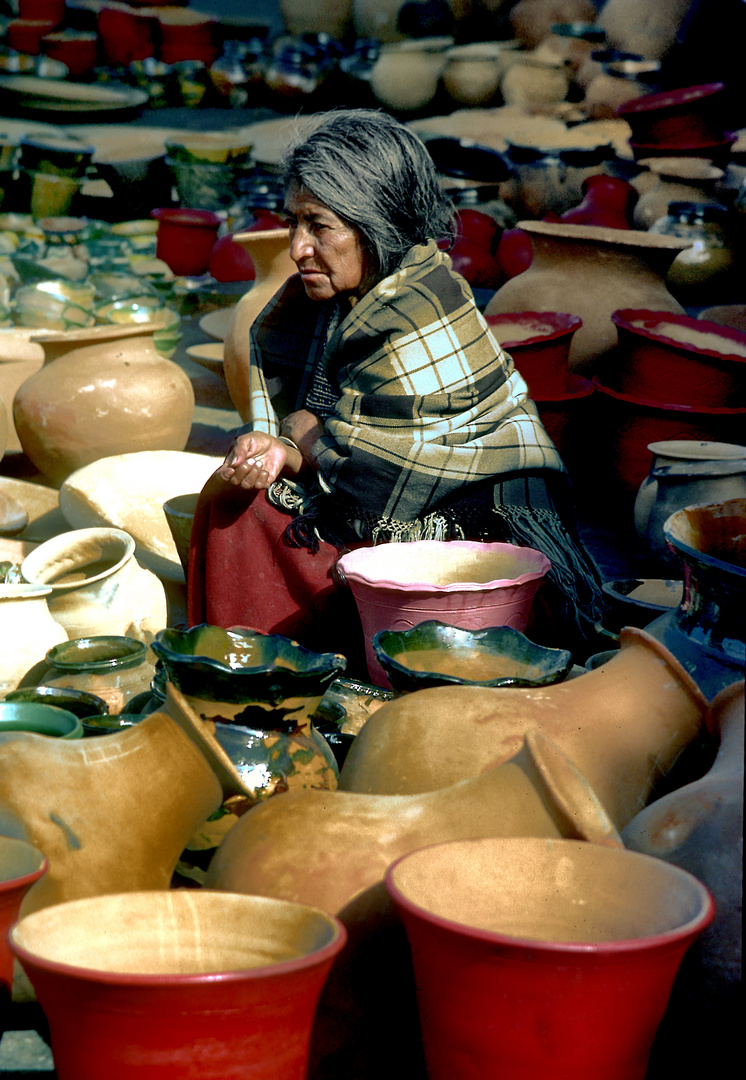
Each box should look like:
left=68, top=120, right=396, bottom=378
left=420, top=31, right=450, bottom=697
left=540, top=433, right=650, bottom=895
left=284, top=183, right=372, bottom=302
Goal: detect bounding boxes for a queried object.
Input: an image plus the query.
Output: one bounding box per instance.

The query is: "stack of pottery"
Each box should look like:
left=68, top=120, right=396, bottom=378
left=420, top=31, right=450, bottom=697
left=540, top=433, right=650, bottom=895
left=16, top=134, right=95, bottom=218
left=633, top=157, right=724, bottom=229
left=503, top=141, right=615, bottom=219
left=485, top=311, right=592, bottom=460
left=164, top=135, right=254, bottom=213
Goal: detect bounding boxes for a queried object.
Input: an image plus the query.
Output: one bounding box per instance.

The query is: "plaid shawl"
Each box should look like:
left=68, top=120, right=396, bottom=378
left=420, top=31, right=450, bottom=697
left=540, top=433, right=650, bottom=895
left=247, top=240, right=564, bottom=528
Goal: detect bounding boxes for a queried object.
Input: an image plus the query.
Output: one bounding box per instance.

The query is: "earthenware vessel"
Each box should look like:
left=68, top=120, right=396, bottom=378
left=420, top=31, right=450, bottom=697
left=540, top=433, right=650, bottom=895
left=40, top=29, right=98, bottom=77
left=0, top=684, right=228, bottom=914
left=558, top=173, right=637, bottom=228
left=486, top=311, right=581, bottom=396
left=13, top=324, right=195, bottom=486
left=337, top=540, right=551, bottom=687
left=485, top=222, right=690, bottom=374
left=97, top=4, right=157, bottom=66
left=39, top=635, right=156, bottom=716
left=339, top=626, right=710, bottom=830
left=386, top=836, right=714, bottom=1080
left=645, top=499, right=746, bottom=699
left=281, top=0, right=353, bottom=38
left=0, top=837, right=47, bottom=1014
left=532, top=373, right=595, bottom=461
left=649, top=202, right=737, bottom=303
left=633, top=157, right=723, bottom=229
left=157, top=7, right=220, bottom=66
left=501, top=54, right=570, bottom=109
left=370, top=37, right=452, bottom=113
left=504, top=142, right=615, bottom=219
left=0, top=701, right=83, bottom=740
left=622, top=679, right=743, bottom=1077
left=597, top=0, right=692, bottom=60
left=162, top=492, right=199, bottom=574
left=151, top=207, right=222, bottom=276
left=20, top=527, right=167, bottom=644
left=441, top=42, right=506, bottom=106
left=0, top=583, right=66, bottom=699
left=4, top=684, right=108, bottom=720
left=509, top=0, right=596, bottom=48
left=600, top=578, right=683, bottom=633
left=617, top=82, right=728, bottom=152
left=372, top=620, right=572, bottom=692
left=222, top=228, right=295, bottom=420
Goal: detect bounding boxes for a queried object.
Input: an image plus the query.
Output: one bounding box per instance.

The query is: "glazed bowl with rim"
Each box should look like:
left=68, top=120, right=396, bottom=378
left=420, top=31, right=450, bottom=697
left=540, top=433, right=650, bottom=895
left=372, top=619, right=572, bottom=693
left=0, top=701, right=83, bottom=739
left=4, top=684, right=108, bottom=719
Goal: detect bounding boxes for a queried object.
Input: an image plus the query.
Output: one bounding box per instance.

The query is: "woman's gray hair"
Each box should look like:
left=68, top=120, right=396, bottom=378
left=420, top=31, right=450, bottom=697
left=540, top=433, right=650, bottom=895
left=280, top=109, right=455, bottom=281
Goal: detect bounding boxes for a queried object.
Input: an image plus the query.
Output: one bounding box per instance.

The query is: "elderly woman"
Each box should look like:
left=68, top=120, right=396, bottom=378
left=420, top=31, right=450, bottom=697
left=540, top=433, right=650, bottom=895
left=188, top=109, right=603, bottom=662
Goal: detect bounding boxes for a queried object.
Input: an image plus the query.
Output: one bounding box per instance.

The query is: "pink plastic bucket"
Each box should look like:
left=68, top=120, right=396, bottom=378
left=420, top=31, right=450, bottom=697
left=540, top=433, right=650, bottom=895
left=336, top=540, right=551, bottom=686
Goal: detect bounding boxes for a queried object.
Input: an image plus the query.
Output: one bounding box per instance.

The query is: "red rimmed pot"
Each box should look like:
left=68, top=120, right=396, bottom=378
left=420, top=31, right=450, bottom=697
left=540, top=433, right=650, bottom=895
left=97, top=4, right=158, bottom=66
left=157, top=11, right=220, bottom=66
left=151, top=207, right=222, bottom=277
left=41, top=31, right=100, bottom=78
left=590, top=380, right=746, bottom=506
left=10, top=890, right=347, bottom=1080
left=486, top=311, right=582, bottom=396
left=1, top=837, right=47, bottom=1016
left=628, top=138, right=737, bottom=167
left=386, top=836, right=715, bottom=1080
left=606, top=309, right=746, bottom=409
left=6, top=18, right=57, bottom=54
left=617, top=82, right=727, bottom=147
left=533, top=373, right=595, bottom=462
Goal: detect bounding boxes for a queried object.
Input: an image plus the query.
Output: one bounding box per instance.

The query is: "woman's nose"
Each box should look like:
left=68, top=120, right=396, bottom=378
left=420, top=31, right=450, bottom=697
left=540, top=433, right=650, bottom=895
left=290, top=226, right=314, bottom=262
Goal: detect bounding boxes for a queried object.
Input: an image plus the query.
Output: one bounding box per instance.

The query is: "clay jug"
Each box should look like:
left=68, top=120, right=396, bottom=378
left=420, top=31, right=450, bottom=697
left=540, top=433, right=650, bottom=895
left=484, top=221, right=690, bottom=374
left=38, top=635, right=156, bottom=716
left=633, top=157, right=723, bottom=229
left=645, top=498, right=746, bottom=700
left=222, top=228, right=295, bottom=421
left=13, top=324, right=195, bottom=486
left=370, top=37, right=452, bottom=113
left=0, top=583, right=67, bottom=699
left=0, top=683, right=236, bottom=915
left=339, top=627, right=710, bottom=830
left=500, top=54, right=569, bottom=109
left=623, top=680, right=743, bottom=1079
left=20, top=527, right=167, bottom=644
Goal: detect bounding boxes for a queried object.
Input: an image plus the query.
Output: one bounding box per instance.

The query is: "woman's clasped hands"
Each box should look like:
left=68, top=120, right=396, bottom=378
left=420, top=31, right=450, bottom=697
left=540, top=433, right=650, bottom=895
left=218, top=410, right=324, bottom=490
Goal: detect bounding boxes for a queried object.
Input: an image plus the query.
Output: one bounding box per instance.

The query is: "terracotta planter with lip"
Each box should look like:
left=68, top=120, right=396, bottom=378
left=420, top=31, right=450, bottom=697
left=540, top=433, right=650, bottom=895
left=0, top=836, right=47, bottom=1011
left=151, top=207, right=222, bottom=276
left=617, top=82, right=728, bottom=149
left=386, top=836, right=714, bottom=1080
left=486, top=311, right=582, bottom=396
left=533, top=373, right=595, bottom=460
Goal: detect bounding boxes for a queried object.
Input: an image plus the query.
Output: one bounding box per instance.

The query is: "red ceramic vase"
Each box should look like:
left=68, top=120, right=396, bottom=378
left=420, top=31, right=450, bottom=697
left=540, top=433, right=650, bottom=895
left=559, top=173, right=638, bottom=229
left=486, top=311, right=582, bottom=396
left=387, top=836, right=715, bottom=1080
left=151, top=207, right=222, bottom=276
left=606, top=310, right=746, bottom=409
left=97, top=6, right=157, bottom=66
left=1, top=838, right=47, bottom=1011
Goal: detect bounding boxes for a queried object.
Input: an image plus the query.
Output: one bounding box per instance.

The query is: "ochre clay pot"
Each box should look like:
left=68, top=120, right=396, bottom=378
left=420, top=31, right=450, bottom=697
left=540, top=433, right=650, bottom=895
left=370, top=38, right=452, bottom=113
left=386, top=836, right=714, bottom=1080
left=0, top=683, right=233, bottom=915
left=623, top=680, right=743, bottom=1078
left=509, top=0, right=597, bottom=49
left=13, top=324, right=195, bottom=486
left=38, top=635, right=156, bottom=716
left=484, top=221, right=690, bottom=375
left=339, top=627, right=710, bottom=830
left=598, top=0, right=692, bottom=61
left=10, top=890, right=346, bottom=1080
left=0, top=836, right=47, bottom=1009
left=0, top=584, right=67, bottom=699
left=222, top=228, right=295, bottom=421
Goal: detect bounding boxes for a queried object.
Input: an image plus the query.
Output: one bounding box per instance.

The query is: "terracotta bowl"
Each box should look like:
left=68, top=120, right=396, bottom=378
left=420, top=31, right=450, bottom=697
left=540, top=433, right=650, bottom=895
left=486, top=311, right=581, bottom=396
left=0, top=700, right=83, bottom=739
left=606, top=310, right=746, bottom=409
left=372, top=619, right=572, bottom=693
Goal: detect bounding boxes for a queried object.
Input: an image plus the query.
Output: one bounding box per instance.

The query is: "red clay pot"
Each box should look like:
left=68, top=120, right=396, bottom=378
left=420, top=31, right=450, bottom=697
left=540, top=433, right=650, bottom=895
left=617, top=83, right=727, bottom=148
left=151, top=207, right=222, bottom=277
left=41, top=31, right=100, bottom=78
left=607, top=310, right=746, bottom=409
left=1, top=838, right=47, bottom=1008
left=486, top=311, right=582, bottom=397
left=18, top=0, right=65, bottom=21
left=559, top=173, right=638, bottom=229
left=534, top=373, right=595, bottom=459
left=158, top=13, right=220, bottom=65
left=6, top=18, right=57, bottom=54
left=97, top=5, right=157, bottom=67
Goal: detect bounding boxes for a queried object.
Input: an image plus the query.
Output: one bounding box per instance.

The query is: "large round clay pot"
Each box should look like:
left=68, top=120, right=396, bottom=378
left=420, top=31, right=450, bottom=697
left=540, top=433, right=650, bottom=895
left=20, top=527, right=167, bottom=644
left=222, top=228, right=295, bottom=421
left=633, top=156, right=723, bottom=229
left=622, top=680, right=743, bottom=1078
left=10, top=890, right=346, bottom=1080
left=386, top=836, right=714, bottom=1080
left=501, top=54, right=570, bottom=109
left=484, top=221, right=690, bottom=375
left=645, top=498, right=746, bottom=700
left=0, top=836, right=47, bottom=1014
left=13, top=324, right=195, bottom=486
left=370, top=37, right=452, bottom=113
left=339, top=626, right=710, bottom=831
left=0, top=583, right=67, bottom=699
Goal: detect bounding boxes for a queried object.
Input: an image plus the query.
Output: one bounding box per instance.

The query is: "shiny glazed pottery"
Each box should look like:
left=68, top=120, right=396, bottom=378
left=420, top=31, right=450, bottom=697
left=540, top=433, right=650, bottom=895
left=20, top=527, right=167, bottom=644
left=372, top=620, right=572, bottom=692
left=13, top=324, right=195, bottom=486
left=386, top=836, right=714, bottom=1080
left=0, top=837, right=47, bottom=1008
left=0, top=684, right=226, bottom=914
left=0, top=701, right=83, bottom=740
left=606, top=310, right=746, bottom=409
left=645, top=499, right=746, bottom=699
left=485, top=221, right=689, bottom=374
left=0, top=583, right=67, bottom=699
left=4, top=684, right=108, bottom=720
left=339, top=627, right=710, bottom=831
left=600, top=578, right=683, bottom=633
left=486, top=310, right=581, bottom=396
left=40, top=635, right=156, bottom=715
left=650, top=202, right=737, bottom=303
left=624, top=679, right=744, bottom=1077
left=222, top=228, right=295, bottom=421
left=162, top=491, right=199, bottom=573
left=336, top=540, right=551, bottom=687
left=151, top=207, right=222, bottom=276
left=10, top=890, right=346, bottom=1080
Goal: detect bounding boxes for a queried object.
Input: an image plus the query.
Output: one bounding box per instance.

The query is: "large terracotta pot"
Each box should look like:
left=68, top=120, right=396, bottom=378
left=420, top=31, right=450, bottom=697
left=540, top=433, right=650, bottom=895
left=0, top=683, right=229, bottom=914
left=222, top=228, right=295, bottom=421
left=0, top=583, right=67, bottom=699
left=10, top=890, right=346, bottom=1080
left=484, top=221, right=690, bottom=374
left=623, top=680, right=743, bottom=1078
left=386, top=836, right=714, bottom=1080
left=645, top=498, right=746, bottom=700
left=20, top=527, right=167, bottom=644
left=13, top=324, right=195, bottom=486
left=339, top=627, right=710, bottom=830
left=0, top=836, right=47, bottom=1016
left=151, top=208, right=222, bottom=276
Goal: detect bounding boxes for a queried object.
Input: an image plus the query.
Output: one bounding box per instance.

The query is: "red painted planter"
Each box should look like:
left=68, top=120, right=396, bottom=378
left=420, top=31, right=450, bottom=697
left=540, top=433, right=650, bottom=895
left=158, top=15, right=220, bottom=66
left=1, top=838, right=47, bottom=1009
left=617, top=83, right=727, bottom=147
left=41, top=32, right=100, bottom=78
left=6, top=18, right=57, bottom=54
left=18, top=0, right=65, bottom=22
left=486, top=311, right=582, bottom=397
left=151, top=207, right=222, bottom=277
left=608, top=309, right=746, bottom=409
left=534, top=373, right=594, bottom=459
left=97, top=5, right=158, bottom=67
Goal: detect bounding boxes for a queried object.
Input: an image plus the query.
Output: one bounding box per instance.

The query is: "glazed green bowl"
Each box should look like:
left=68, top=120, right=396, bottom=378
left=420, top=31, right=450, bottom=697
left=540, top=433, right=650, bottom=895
left=151, top=625, right=347, bottom=708
left=372, top=620, right=573, bottom=693
left=4, top=685, right=108, bottom=720
left=0, top=702, right=84, bottom=740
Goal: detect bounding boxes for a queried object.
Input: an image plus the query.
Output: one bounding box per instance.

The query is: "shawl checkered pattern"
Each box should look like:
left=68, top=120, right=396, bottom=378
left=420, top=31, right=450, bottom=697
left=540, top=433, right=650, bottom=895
left=247, top=240, right=564, bottom=525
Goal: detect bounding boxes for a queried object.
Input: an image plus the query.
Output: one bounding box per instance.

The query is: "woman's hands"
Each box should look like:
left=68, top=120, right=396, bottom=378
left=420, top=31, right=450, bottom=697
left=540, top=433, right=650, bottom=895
left=218, top=431, right=299, bottom=490
left=280, top=410, right=325, bottom=464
